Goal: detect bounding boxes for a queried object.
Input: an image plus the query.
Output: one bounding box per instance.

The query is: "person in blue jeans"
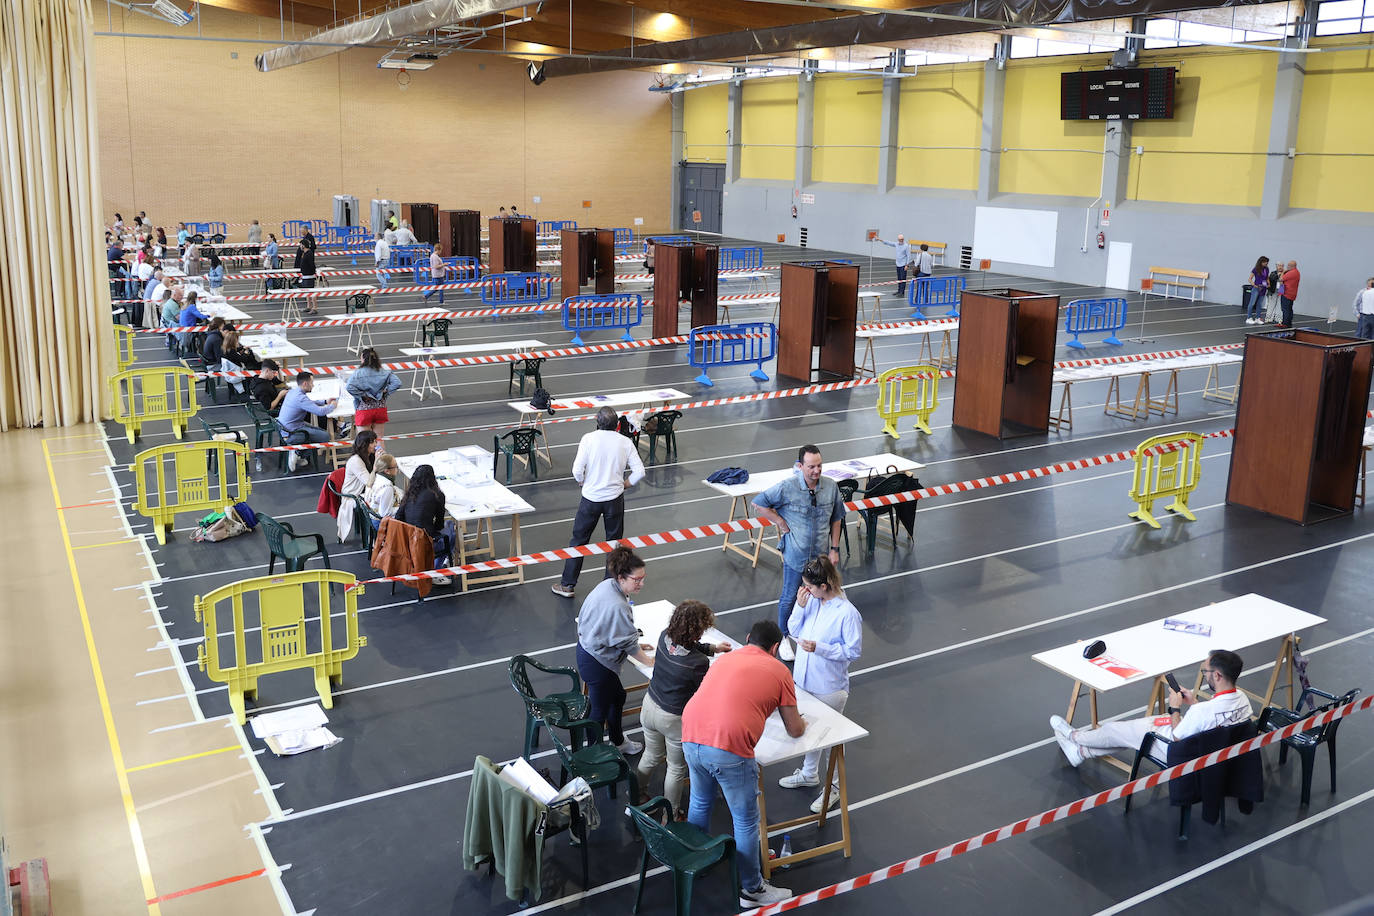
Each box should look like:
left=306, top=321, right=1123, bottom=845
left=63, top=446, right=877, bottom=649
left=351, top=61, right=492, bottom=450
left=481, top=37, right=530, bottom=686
left=278, top=372, right=337, bottom=471
left=1245, top=256, right=1270, bottom=325
left=681, top=619, right=804, bottom=909
left=751, top=444, right=845, bottom=661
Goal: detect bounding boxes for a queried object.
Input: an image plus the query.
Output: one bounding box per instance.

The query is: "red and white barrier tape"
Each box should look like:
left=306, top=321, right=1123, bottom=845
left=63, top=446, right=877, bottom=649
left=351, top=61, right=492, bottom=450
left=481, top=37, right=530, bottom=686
left=747, top=691, right=1374, bottom=915
left=348, top=429, right=1234, bottom=586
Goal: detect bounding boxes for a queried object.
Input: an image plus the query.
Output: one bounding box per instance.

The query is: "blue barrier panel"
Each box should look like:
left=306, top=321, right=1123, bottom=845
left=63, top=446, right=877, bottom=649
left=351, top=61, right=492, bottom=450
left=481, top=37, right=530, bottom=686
left=481, top=272, right=554, bottom=307
left=282, top=219, right=311, bottom=240
left=688, top=322, right=777, bottom=387
left=643, top=235, right=690, bottom=256
left=1063, top=297, right=1128, bottom=349
left=562, top=293, right=644, bottom=345
left=390, top=245, right=430, bottom=269
left=186, top=221, right=227, bottom=237
left=909, top=275, right=967, bottom=319
left=719, top=246, right=763, bottom=271
left=449, top=256, right=481, bottom=281
left=322, top=226, right=370, bottom=263
left=309, top=218, right=329, bottom=238
left=538, top=219, right=576, bottom=235
left=612, top=227, right=633, bottom=255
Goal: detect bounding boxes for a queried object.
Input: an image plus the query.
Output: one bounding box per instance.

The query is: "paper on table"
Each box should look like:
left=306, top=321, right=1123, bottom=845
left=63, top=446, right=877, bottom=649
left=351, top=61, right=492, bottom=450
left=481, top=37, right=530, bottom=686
left=251, top=703, right=328, bottom=739
left=754, top=712, right=831, bottom=762
left=502, top=755, right=559, bottom=805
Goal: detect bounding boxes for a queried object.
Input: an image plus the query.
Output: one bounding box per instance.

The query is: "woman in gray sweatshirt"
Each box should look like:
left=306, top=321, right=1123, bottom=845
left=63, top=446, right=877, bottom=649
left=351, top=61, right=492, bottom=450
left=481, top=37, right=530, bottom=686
left=575, top=547, right=654, bottom=754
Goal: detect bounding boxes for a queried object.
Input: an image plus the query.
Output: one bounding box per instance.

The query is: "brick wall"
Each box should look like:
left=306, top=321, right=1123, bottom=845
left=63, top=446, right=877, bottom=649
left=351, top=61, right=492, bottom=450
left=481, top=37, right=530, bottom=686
left=92, top=3, right=671, bottom=236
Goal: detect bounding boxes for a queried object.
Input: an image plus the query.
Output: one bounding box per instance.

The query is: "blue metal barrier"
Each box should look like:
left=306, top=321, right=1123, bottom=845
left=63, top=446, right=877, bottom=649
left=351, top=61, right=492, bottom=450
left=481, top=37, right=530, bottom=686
left=322, top=226, right=370, bottom=263
left=186, top=221, right=227, bottom=237
left=562, top=294, right=644, bottom=345
left=309, top=218, right=329, bottom=238
left=1063, top=297, right=1128, bottom=349
left=909, top=275, right=967, bottom=319
left=449, top=256, right=481, bottom=281
left=538, top=219, right=576, bottom=235
left=643, top=235, right=691, bottom=256
left=390, top=245, right=430, bottom=269
left=612, top=227, right=633, bottom=255
left=481, top=272, right=554, bottom=307
left=719, top=246, right=763, bottom=271
left=282, top=219, right=311, bottom=240
left=688, top=322, right=777, bottom=387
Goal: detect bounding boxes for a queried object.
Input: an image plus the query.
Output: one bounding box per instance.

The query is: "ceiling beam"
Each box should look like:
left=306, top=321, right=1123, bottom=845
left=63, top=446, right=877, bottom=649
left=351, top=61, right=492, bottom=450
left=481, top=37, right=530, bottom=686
left=195, top=0, right=337, bottom=27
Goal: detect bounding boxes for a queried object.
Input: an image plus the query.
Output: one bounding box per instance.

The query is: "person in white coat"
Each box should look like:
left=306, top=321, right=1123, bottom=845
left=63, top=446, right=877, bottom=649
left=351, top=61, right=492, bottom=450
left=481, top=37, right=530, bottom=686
left=337, top=431, right=377, bottom=543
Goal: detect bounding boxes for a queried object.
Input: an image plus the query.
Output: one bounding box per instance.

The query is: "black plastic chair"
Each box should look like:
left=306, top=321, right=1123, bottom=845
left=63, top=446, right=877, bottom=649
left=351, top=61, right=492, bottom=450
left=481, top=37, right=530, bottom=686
left=508, top=357, right=545, bottom=396
left=345, top=292, right=371, bottom=314
left=1259, top=687, right=1361, bottom=805
left=508, top=655, right=593, bottom=760
left=627, top=797, right=738, bottom=916
left=836, top=478, right=859, bottom=557
left=546, top=722, right=637, bottom=801
left=1125, top=720, right=1261, bottom=839
left=494, top=428, right=542, bottom=483
left=422, top=318, right=451, bottom=347
left=259, top=513, right=331, bottom=574
left=639, top=410, right=682, bottom=465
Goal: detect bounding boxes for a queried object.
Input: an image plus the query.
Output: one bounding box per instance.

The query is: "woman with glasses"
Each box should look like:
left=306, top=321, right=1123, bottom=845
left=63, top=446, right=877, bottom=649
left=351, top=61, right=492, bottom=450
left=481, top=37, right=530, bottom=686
left=575, top=546, right=654, bottom=755
left=777, top=555, right=863, bottom=813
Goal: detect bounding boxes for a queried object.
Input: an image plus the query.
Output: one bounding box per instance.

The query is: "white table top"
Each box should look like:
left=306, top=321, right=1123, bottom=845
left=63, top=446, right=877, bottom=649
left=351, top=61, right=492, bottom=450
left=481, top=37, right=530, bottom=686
left=289, top=374, right=355, bottom=420
left=1364, top=425, right=1373, bottom=448
left=703, top=453, right=925, bottom=499
left=334, top=304, right=446, bottom=320
left=395, top=449, right=535, bottom=522
left=162, top=266, right=186, bottom=278
left=626, top=599, right=867, bottom=763
left=857, top=319, right=959, bottom=339
left=509, top=387, right=690, bottom=414
left=722, top=290, right=880, bottom=306
left=303, top=283, right=376, bottom=294
left=1032, top=593, right=1326, bottom=693
left=400, top=339, right=548, bottom=357
left=198, top=301, right=251, bottom=321
left=1054, top=351, right=1242, bottom=384
left=240, top=267, right=297, bottom=275
left=241, top=334, right=308, bottom=360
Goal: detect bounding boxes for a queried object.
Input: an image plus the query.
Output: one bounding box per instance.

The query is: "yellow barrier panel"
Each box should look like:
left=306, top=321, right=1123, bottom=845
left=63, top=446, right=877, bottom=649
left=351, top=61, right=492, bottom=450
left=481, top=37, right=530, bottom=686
left=113, top=325, right=138, bottom=373
left=133, top=441, right=252, bottom=544
left=876, top=364, right=940, bottom=439
left=109, top=366, right=199, bottom=444
left=196, top=570, right=367, bottom=725
left=1128, top=432, right=1203, bottom=529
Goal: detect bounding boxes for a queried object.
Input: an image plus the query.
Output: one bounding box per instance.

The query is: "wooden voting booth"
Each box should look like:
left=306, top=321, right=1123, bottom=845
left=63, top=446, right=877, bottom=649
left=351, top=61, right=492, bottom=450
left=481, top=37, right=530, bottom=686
left=488, top=217, right=536, bottom=273
left=560, top=227, right=616, bottom=297
left=651, top=242, right=718, bottom=337
left=438, top=209, right=480, bottom=259
left=401, top=202, right=438, bottom=245
left=777, top=260, right=859, bottom=382
left=951, top=288, right=1059, bottom=438
left=1227, top=329, right=1374, bottom=524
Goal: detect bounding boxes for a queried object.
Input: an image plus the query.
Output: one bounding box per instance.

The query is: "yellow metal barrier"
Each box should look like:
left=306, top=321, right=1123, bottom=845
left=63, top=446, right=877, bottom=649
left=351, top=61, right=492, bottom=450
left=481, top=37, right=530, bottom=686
left=109, top=366, right=199, bottom=444
left=1128, top=432, right=1203, bottom=529
left=133, top=441, right=252, bottom=544
left=113, top=325, right=138, bottom=373
left=196, top=570, right=368, bottom=724
left=876, top=364, right=940, bottom=439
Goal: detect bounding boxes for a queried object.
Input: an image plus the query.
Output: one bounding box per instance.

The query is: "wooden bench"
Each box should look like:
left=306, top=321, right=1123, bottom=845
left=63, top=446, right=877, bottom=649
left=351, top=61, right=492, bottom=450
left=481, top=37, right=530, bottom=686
left=1147, top=266, right=1209, bottom=301
left=909, top=239, right=947, bottom=266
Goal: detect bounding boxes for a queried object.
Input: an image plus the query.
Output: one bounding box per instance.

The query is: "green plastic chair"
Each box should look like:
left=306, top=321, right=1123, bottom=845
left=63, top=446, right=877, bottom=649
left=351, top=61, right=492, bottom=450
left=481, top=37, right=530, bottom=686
left=197, top=417, right=244, bottom=474
left=640, top=410, right=683, bottom=465
left=627, top=797, right=738, bottom=916
left=343, top=493, right=380, bottom=552
left=546, top=723, right=637, bottom=801
left=258, top=513, right=331, bottom=574
left=508, top=654, right=592, bottom=760
left=493, top=428, right=542, bottom=483
left=244, top=401, right=278, bottom=451
left=345, top=292, right=371, bottom=314
left=508, top=357, right=545, bottom=396
left=422, top=318, right=451, bottom=347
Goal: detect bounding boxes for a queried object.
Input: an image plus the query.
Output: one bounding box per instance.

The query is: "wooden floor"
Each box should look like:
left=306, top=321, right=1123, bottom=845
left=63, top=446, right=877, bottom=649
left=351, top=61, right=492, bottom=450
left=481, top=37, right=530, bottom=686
left=11, top=238, right=1374, bottom=915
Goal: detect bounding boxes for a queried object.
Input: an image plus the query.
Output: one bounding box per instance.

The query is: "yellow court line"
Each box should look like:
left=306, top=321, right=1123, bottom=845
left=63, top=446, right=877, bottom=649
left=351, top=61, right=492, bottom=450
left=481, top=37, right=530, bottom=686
left=75, top=538, right=141, bottom=551
left=42, top=439, right=163, bottom=915
left=126, top=745, right=241, bottom=773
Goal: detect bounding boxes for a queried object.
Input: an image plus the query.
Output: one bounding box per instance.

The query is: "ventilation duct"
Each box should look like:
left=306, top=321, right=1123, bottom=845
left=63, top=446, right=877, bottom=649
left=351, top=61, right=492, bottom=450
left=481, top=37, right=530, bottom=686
left=255, top=0, right=529, bottom=72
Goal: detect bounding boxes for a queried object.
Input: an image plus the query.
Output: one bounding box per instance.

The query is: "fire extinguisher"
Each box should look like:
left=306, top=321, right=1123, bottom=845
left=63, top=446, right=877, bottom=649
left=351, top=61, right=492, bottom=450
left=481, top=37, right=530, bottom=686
left=1096, top=231, right=1105, bottom=250
left=791, top=205, right=798, bottom=219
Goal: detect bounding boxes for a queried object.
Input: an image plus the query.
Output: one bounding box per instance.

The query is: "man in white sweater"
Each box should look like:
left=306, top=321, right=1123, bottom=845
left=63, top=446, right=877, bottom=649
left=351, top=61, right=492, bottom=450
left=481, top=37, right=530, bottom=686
left=552, top=406, right=646, bottom=597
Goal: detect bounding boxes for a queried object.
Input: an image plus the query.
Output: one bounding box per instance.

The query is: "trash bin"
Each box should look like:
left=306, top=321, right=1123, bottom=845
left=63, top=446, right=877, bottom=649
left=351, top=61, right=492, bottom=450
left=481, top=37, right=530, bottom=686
left=1241, top=284, right=1253, bottom=309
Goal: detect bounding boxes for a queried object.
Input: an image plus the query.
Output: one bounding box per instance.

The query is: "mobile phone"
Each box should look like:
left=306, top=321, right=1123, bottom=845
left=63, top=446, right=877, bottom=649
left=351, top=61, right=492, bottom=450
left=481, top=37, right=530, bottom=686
left=1164, top=673, right=1182, bottom=694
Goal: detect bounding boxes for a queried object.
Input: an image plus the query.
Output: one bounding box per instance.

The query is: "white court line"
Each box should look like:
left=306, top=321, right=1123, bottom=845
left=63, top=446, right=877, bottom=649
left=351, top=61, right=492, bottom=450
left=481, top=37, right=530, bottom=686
left=143, top=581, right=203, bottom=722
left=134, top=769, right=254, bottom=813
left=234, top=719, right=286, bottom=821
left=1094, top=786, right=1374, bottom=915
left=247, top=822, right=310, bottom=916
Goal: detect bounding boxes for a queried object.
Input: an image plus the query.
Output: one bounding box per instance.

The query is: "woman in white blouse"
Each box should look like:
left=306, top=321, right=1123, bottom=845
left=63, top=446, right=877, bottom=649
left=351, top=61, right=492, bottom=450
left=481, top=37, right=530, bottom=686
left=337, top=430, right=377, bottom=543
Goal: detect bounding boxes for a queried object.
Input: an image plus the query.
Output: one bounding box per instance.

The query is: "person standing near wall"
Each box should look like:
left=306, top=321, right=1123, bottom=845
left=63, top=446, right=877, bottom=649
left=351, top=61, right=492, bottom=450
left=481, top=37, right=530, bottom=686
left=1354, top=278, right=1374, bottom=339
left=914, top=242, right=934, bottom=281
left=875, top=233, right=911, bottom=298
left=1279, top=259, right=1300, bottom=328
left=373, top=232, right=390, bottom=288
left=1245, top=256, right=1270, bottom=325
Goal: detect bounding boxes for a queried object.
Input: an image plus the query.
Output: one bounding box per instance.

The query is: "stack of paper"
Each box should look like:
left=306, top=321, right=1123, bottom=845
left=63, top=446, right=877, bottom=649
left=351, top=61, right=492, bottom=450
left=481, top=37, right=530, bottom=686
left=250, top=703, right=342, bottom=757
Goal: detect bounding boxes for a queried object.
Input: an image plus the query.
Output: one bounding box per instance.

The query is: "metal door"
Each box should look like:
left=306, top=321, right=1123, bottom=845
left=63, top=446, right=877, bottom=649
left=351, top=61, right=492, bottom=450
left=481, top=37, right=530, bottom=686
left=679, top=162, right=724, bottom=234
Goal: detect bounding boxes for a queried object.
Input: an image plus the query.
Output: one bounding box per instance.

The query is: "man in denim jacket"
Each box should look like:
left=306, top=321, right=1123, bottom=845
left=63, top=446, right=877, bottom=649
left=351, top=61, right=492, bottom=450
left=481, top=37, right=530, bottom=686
left=752, top=445, right=845, bottom=660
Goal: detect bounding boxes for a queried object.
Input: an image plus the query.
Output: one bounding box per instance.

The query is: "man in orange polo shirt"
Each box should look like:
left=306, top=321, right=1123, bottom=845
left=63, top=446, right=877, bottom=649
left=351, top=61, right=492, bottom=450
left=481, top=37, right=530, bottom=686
left=682, top=620, right=805, bottom=909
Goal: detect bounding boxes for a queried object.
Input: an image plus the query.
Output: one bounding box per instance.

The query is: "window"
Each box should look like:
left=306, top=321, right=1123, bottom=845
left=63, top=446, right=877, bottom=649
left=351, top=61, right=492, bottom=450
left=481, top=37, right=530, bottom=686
left=1316, top=0, right=1374, bottom=34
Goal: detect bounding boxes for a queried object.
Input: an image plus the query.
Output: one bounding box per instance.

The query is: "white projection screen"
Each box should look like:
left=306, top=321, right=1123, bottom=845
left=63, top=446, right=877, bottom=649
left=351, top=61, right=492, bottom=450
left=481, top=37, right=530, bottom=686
left=973, top=206, right=1059, bottom=268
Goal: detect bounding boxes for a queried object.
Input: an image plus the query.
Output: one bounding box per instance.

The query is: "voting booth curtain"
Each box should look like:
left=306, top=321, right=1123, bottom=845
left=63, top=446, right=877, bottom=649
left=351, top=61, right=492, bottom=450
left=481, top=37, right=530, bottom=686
left=0, top=0, right=112, bottom=429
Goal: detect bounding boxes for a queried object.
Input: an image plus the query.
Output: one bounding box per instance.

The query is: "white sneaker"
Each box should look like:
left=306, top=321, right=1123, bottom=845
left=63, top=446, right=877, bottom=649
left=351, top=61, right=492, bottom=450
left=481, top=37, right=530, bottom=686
left=810, top=787, right=840, bottom=813
left=617, top=739, right=643, bottom=756
left=778, top=769, right=819, bottom=789
left=1049, top=715, right=1084, bottom=767
left=778, top=637, right=795, bottom=661
left=287, top=450, right=300, bottom=472
left=740, top=881, right=793, bottom=908
left=431, top=574, right=451, bottom=586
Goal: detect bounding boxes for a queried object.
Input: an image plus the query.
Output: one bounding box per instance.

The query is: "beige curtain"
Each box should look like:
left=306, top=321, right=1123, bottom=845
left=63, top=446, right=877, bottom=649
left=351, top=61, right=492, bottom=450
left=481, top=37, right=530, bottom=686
left=0, top=0, right=111, bottom=430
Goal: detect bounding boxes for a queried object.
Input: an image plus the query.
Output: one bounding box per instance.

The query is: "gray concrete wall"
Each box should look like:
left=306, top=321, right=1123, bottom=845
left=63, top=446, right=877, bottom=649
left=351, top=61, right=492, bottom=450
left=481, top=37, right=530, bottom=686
left=723, top=180, right=1374, bottom=320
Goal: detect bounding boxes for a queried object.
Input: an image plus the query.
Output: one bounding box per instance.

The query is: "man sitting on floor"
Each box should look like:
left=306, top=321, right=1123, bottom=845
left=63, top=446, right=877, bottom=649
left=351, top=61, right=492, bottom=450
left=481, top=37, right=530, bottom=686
left=1051, top=649, right=1250, bottom=766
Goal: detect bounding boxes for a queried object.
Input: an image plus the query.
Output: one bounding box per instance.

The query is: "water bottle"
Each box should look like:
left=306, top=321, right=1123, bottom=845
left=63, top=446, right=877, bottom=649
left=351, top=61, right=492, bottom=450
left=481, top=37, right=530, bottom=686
left=254, top=454, right=262, bottom=473
left=779, top=834, right=793, bottom=867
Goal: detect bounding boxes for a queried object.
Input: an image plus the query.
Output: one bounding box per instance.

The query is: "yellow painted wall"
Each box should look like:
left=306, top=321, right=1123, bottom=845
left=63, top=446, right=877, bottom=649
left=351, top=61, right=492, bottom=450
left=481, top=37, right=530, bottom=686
left=812, top=75, right=881, bottom=184
left=895, top=63, right=984, bottom=191
left=999, top=56, right=1109, bottom=197
left=1128, top=49, right=1273, bottom=207
left=683, top=83, right=729, bottom=163
left=740, top=78, right=797, bottom=181
left=1291, top=39, right=1374, bottom=212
